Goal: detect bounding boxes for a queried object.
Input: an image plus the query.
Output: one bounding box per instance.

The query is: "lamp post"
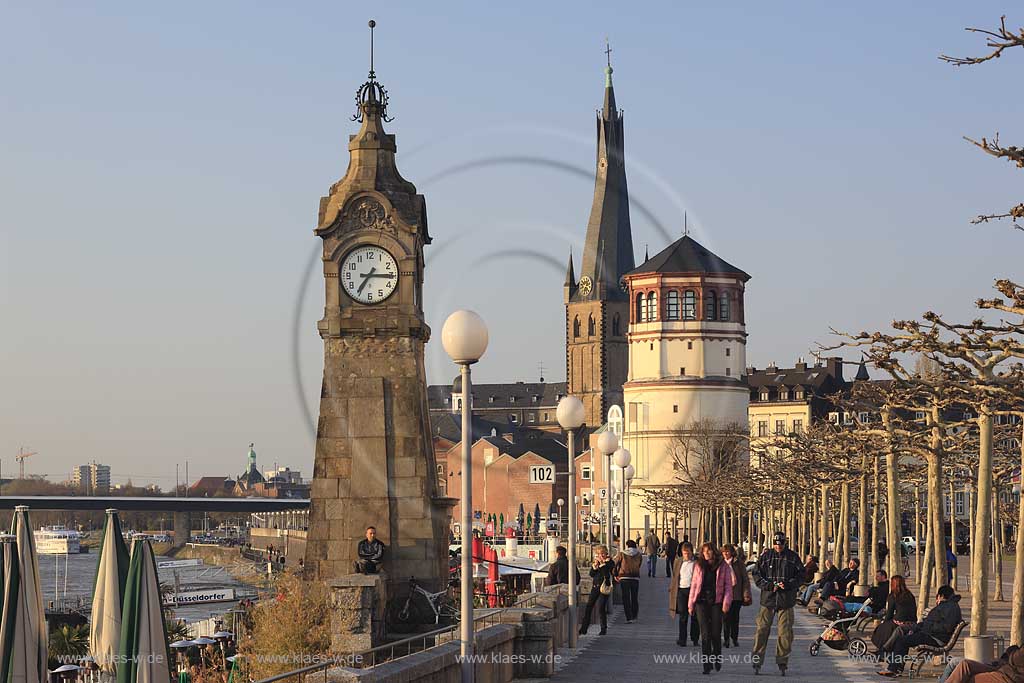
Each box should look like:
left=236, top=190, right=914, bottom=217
left=623, top=462, right=635, bottom=543
left=596, top=431, right=618, bottom=548
left=613, top=449, right=631, bottom=549
left=556, top=498, right=565, bottom=541
left=556, top=396, right=585, bottom=649
left=442, top=310, right=489, bottom=683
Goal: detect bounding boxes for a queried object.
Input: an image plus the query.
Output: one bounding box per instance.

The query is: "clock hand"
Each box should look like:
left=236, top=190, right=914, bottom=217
left=356, top=267, right=377, bottom=295
left=365, top=273, right=396, bottom=279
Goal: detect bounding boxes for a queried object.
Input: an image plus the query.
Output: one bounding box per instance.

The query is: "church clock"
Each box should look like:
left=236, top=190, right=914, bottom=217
left=341, top=245, right=398, bottom=304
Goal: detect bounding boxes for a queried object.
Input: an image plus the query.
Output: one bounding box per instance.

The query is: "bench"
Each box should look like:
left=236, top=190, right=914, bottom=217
left=907, top=620, right=968, bottom=679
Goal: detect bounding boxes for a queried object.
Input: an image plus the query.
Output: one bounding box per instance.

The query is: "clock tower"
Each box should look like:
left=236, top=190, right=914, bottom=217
left=304, top=43, right=451, bottom=589
left=565, top=56, right=635, bottom=429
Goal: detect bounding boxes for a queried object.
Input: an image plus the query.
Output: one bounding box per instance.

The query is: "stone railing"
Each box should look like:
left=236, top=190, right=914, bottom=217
left=297, top=584, right=570, bottom=683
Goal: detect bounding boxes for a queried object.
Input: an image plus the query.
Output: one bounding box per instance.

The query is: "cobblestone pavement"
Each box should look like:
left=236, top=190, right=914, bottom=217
left=541, top=573, right=879, bottom=682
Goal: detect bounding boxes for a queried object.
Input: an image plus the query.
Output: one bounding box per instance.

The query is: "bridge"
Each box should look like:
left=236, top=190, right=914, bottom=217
left=0, top=496, right=310, bottom=546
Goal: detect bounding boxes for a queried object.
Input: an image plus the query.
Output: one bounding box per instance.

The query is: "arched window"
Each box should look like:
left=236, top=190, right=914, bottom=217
left=612, top=313, right=621, bottom=336
left=683, top=290, right=697, bottom=320
left=588, top=314, right=596, bottom=336
left=645, top=291, right=657, bottom=321
left=719, top=292, right=730, bottom=321
left=635, top=293, right=645, bottom=322
left=573, top=315, right=581, bottom=338
left=705, top=291, right=717, bottom=321
left=666, top=290, right=680, bottom=320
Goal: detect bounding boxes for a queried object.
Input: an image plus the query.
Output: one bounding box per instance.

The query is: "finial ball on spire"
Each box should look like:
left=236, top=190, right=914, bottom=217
left=368, top=19, right=375, bottom=28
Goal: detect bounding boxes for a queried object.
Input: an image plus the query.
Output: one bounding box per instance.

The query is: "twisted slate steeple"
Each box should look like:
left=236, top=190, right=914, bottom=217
left=575, top=59, right=634, bottom=302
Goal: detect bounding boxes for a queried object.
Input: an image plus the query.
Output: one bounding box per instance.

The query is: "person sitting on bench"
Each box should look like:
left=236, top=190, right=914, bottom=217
left=821, top=558, right=859, bottom=601
left=355, top=526, right=386, bottom=574
left=800, top=558, right=838, bottom=604
left=843, top=569, right=888, bottom=613
left=877, top=585, right=962, bottom=677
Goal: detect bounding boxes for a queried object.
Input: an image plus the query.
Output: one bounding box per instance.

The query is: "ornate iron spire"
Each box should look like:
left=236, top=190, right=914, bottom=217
left=353, top=19, right=392, bottom=122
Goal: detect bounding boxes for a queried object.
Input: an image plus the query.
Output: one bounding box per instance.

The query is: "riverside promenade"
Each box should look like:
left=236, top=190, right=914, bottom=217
left=533, top=572, right=871, bottom=683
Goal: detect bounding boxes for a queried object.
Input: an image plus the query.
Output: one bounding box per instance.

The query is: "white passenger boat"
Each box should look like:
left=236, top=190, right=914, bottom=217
left=34, top=525, right=82, bottom=554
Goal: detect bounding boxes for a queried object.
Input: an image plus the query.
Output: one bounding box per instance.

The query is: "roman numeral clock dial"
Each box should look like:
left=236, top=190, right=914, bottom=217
left=341, top=245, right=399, bottom=304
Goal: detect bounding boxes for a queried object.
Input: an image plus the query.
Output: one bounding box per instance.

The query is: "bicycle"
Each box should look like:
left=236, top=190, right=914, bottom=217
left=387, top=576, right=460, bottom=629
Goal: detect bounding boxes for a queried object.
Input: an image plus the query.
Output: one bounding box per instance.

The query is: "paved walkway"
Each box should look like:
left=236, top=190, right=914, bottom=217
left=541, top=573, right=878, bottom=682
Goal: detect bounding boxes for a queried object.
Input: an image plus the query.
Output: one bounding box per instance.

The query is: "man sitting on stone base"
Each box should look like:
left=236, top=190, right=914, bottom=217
left=355, top=526, right=386, bottom=574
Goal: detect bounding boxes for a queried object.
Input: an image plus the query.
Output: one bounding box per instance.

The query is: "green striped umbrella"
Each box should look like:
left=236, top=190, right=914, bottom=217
left=1, top=506, right=47, bottom=683
left=90, top=509, right=131, bottom=675
left=117, top=537, right=171, bottom=683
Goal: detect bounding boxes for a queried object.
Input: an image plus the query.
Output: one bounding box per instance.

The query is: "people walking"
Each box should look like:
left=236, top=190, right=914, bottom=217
left=614, top=539, right=643, bottom=623
left=644, top=531, right=661, bottom=577
left=688, top=543, right=732, bottom=675
left=668, top=541, right=700, bottom=647
left=663, top=533, right=679, bottom=577
left=751, top=531, right=803, bottom=676
left=722, top=544, right=751, bottom=649
left=579, top=545, right=615, bottom=636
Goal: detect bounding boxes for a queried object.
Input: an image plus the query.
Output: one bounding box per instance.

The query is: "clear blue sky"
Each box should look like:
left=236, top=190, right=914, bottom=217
left=2, top=2, right=1020, bottom=487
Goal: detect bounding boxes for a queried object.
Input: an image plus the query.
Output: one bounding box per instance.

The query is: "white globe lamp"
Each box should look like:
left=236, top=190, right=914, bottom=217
left=613, top=448, right=631, bottom=469
left=597, top=430, right=618, bottom=455
left=556, top=396, right=585, bottom=430
left=441, top=310, right=489, bottom=364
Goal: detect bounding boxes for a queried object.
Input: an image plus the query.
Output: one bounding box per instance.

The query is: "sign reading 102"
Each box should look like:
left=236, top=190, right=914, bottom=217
left=341, top=245, right=399, bottom=304
left=529, top=465, right=555, bottom=484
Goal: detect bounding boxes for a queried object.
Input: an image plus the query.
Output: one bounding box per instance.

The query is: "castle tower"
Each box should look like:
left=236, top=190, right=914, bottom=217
left=565, top=54, right=635, bottom=429
left=304, top=39, right=451, bottom=588
left=621, top=235, right=751, bottom=532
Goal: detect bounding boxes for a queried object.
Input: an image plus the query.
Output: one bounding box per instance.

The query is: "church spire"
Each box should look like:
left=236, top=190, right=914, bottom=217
left=564, top=249, right=576, bottom=289
left=577, top=45, right=634, bottom=301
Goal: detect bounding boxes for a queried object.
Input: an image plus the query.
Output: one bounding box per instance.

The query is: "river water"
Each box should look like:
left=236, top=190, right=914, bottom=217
left=37, top=551, right=253, bottom=622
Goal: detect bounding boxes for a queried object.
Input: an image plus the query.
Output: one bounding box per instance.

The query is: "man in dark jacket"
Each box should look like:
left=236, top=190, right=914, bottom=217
left=878, top=586, right=962, bottom=676
left=547, top=546, right=569, bottom=585
left=751, top=531, right=803, bottom=675
left=821, top=558, right=859, bottom=600
left=663, top=533, right=679, bottom=577
left=355, top=526, right=386, bottom=574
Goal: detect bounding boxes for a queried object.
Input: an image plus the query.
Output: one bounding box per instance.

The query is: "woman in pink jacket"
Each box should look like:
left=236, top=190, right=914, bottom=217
left=688, top=543, right=733, bottom=675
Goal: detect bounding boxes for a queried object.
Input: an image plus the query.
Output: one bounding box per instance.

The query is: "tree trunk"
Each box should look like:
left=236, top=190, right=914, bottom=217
left=838, top=480, right=849, bottom=569
left=971, top=404, right=994, bottom=636
left=993, top=487, right=1003, bottom=602
left=915, top=484, right=922, bottom=584
left=1013, top=425, right=1024, bottom=646
left=918, top=504, right=934, bottom=620
left=868, top=453, right=880, bottom=585
left=819, top=484, right=828, bottom=566
left=884, top=411, right=901, bottom=578
left=859, top=454, right=868, bottom=572
left=951, top=478, right=959, bottom=590
left=929, top=403, right=947, bottom=596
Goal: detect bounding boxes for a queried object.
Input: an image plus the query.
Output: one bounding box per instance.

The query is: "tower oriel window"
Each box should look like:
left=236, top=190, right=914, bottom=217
left=635, top=293, right=645, bottom=322
left=719, top=292, right=730, bottom=321
left=645, top=292, right=657, bottom=321
left=705, top=291, right=717, bottom=321
left=683, top=290, right=697, bottom=320
left=666, top=290, right=680, bottom=320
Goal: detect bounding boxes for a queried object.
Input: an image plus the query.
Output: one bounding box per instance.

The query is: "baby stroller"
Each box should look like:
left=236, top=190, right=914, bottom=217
left=808, top=598, right=872, bottom=657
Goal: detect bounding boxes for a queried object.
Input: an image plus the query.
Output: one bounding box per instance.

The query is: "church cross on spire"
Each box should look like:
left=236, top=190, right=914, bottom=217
left=605, top=38, right=613, bottom=67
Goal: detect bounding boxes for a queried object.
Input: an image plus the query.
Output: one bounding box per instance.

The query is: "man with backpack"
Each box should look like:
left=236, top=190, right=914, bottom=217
left=751, top=531, right=803, bottom=676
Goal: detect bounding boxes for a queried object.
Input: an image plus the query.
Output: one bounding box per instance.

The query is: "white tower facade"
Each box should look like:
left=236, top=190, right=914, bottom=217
left=621, top=236, right=750, bottom=535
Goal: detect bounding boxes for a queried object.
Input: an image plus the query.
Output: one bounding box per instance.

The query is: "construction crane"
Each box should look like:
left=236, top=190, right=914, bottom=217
left=16, top=447, right=36, bottom=479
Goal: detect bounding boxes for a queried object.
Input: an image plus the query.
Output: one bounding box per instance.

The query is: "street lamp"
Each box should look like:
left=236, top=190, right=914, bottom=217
left=597, top=431, right=618, bottom=547
left=442, top=309, right=489, bottom=683
left=556, top=498, right=565, bottom=541
left=623, top=461, right=635, bottom=544
left=613, top=449, right=631, bottom=549
left=556, top=395, right=585, bottom=649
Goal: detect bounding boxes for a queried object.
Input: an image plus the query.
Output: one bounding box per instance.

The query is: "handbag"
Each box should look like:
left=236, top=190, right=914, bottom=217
left=872, top=619, right=901, bottom=650
left=599, top=577, right=613, bottom=595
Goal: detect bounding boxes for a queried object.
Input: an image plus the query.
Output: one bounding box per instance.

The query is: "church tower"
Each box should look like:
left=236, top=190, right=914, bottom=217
left=565, top=53, right=635, bottom=429
left=305, top=28, right=451, bottom=588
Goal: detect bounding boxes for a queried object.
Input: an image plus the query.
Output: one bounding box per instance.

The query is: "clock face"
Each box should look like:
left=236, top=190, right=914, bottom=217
left=341, top=245, right=399, bottom=304
left=578, top=276, right=593, bottom=296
